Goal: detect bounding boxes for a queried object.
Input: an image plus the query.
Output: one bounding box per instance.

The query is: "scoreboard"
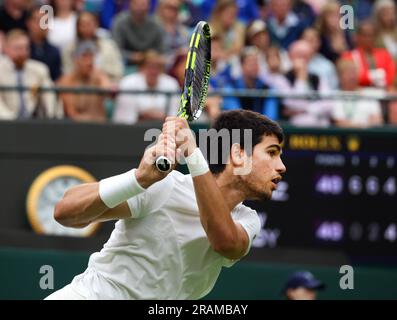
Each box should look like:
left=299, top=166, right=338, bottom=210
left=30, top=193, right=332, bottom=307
left=247, top=127, right=397, bottom=266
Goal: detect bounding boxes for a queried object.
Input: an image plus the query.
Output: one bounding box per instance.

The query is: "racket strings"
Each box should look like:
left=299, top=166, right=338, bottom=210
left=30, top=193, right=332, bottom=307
left=191, top=34, right=210, bottom=118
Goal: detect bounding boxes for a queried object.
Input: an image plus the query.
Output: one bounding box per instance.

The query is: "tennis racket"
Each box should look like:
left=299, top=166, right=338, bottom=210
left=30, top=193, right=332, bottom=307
left=155, top=21, right=211, bottom=172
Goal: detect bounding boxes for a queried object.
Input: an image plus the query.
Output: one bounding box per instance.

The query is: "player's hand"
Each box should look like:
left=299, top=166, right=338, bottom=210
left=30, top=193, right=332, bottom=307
left=163, top=117, right=197, bottom=157
left=136, top=132, right=176, bottom=188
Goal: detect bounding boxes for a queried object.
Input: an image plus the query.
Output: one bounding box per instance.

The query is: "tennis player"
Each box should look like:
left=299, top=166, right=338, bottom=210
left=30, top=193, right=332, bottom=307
left=46, top=109, right=286, bottom=299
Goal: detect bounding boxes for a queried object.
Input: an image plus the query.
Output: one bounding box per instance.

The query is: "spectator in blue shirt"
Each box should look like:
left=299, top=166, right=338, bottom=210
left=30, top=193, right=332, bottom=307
left=184, top=0, right=259, bottom=26
left=266, top=0, right=307, bottom=49
left=27, top=5, right=62, bottom=81
left=100, top=0, right=158, bottom=29
left=224, top=46, right=279, bottom=120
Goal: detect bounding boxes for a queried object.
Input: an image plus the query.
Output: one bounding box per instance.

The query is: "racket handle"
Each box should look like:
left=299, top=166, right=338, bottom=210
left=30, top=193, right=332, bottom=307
left=155, top=156, right=172, bottom=172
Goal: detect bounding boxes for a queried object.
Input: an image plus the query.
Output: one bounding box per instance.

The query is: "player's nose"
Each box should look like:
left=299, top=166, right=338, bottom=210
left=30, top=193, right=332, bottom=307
left=276, top=158, right=286, bottom=174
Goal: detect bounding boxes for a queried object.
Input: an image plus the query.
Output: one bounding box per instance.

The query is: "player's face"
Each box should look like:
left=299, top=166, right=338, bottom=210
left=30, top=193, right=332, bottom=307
left=241, top=134, right=286, bottom=200
left=287, top=287, right=317, bottom=300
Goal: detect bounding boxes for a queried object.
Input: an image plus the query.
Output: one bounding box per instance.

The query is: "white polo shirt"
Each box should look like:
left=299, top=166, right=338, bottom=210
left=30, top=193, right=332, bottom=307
left=70, top=171, right=261, bottom=300
left=113, top=72, right=180, bottom=124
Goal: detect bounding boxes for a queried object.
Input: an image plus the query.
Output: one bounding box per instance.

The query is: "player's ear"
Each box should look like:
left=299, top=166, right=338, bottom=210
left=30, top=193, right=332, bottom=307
left=231, top=143, right=252, bottom=176
left=230, top=143, right=245, bottom=166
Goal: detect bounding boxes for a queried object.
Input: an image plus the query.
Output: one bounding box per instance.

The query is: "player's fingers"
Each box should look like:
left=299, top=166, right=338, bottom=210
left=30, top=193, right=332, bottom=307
left=163, top=121, right=177, bottom=138
left=176, top=148, right=183, bottom=163
left=143, top=145, right=158, bottom=165
left=175, top=117, right=189, bottom=128
left=162, top=131, right=176, bottom=145
left=155, top=138, right=176, bottom=157
left=155, top=147, right=175, bottom=165
left=165, top=116, right=178, bottom=123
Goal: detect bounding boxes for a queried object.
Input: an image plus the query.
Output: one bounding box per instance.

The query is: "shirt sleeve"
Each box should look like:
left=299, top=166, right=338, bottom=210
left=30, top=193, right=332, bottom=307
left=223, top=205, right=261, bottom=267
left=126, top=171, right=176, bottom=218
left=126, top=192, right=150, bottom=219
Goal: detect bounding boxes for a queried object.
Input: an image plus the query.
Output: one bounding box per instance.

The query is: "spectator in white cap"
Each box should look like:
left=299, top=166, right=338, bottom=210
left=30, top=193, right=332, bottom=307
left=243, top=19, right=291, bottom=80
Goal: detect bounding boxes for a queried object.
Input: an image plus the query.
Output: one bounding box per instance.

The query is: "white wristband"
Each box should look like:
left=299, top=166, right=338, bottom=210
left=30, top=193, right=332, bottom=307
left=185, top=148, right=209, bottom=178
left=99, top=169, right=146, bottom=208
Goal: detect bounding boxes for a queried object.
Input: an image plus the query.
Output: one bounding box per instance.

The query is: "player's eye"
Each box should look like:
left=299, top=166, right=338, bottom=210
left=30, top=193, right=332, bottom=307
left=268, top=150, right=277, bottom=157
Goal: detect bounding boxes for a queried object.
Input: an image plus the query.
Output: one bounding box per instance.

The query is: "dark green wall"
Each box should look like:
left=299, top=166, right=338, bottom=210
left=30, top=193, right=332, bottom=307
left=1, top=247, right=396, bottom=300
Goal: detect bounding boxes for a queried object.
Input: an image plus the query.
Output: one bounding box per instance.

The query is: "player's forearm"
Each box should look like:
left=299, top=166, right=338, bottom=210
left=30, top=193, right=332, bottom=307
left=54, top=183, right=108, bottom=227
left=192, top=173, right=243, bottom=257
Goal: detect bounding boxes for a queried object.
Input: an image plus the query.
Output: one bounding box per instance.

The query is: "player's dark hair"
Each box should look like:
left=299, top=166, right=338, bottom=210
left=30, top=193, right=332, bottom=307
left=207, top=110, right=284, bottom=174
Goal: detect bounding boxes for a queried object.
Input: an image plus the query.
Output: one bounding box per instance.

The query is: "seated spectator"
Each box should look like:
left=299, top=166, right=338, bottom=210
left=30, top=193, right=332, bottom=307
left=100, top=0, right=130, bottom=29
left=0, top=0, right=28, bottom=33
left=57, top=40, right=111, bottom=123
left=298, top=0, right=326, bottom=14
left=283, top=40, right=332, bottom=126
left=209, top=34, right=234, bottom=89
left=332, top=59, right=383, bottom=128
left=112, top=0, right=164, bottom=66
left=27, top=5, right=62, bottom=81
left=301, top=27, right=338, bottom=90
left=181, top=0, right=254, bottom=28
left=244, top=19, right=291, bottom=79
left=48, top=0, right=78, bottom=50
left=374, top=0, right=397, bottom=74
left=0, top=0, right=28, bottom=52
left=0, top=29, right=61, bottom=120
left=282, top=271, right=326, bottom=300
left=100, top=0, right=158, bottom=29
left=292, top=0, right=317, bottom=27
left=266, top=0, right=307, bottom=49
left=155, top=0, right=188, bottom=70
left=62, top=11, right=124, bottom=82
left=209, top=0, right=245, bottom=60
left=262, top=46, right=290, bottom=91
left=342, top=21, right=395, bottom=90
left=168, top=49, right=187, bottom=89
left=316, top=1, right=353, bottom=62
left=207, top=34, right=234, bottom=120
left=224, top=46, right=279, bottom=120
left=113, top=50, right=179, bottom=124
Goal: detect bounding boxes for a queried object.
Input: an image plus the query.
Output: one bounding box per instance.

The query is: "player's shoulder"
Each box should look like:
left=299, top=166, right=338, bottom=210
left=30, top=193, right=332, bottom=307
left=168, top=170, right=193, bottom=184
left=232, top=203, right=260, bottom=224
left=145, top=170, right=188, bottom=194
left=234, top=202, right=257, bottom=215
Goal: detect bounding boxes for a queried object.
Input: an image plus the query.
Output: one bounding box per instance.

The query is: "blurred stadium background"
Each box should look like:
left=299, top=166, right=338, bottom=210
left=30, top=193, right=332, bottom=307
left=0, top=0, right=397, bottom=299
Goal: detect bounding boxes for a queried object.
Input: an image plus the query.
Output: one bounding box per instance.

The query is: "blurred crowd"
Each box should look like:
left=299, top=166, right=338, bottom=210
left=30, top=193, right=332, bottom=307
left=1, top=0, right=397, bottom=127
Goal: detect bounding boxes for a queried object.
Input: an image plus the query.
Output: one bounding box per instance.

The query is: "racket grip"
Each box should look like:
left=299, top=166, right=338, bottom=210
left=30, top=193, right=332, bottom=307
left=155, top=156, right=172, bottom=172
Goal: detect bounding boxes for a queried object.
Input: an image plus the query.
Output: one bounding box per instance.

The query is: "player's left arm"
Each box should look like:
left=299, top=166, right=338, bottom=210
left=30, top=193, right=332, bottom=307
left=193, top=173, right=250, bottom=260
left=167, top=117, right=251, bottom=260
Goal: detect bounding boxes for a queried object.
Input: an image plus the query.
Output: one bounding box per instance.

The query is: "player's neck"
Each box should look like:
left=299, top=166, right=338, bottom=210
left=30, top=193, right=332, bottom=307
left=214, top=173, right=248, bottom=210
